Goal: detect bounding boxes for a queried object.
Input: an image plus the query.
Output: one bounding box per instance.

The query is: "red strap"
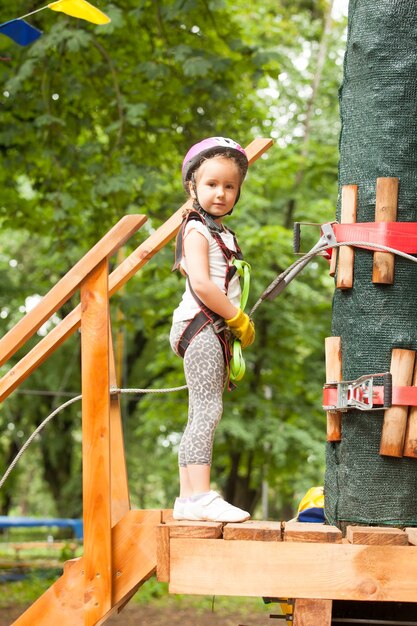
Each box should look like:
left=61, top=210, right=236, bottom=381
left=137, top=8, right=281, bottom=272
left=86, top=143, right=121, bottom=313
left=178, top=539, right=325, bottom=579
left=332, top=222, right=417, bottom=253
left=323, top=385, right=417, bottom=409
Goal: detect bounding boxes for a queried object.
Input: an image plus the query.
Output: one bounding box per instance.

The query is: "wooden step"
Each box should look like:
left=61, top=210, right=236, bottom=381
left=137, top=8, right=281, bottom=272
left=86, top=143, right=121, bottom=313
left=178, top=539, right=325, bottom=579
left=283, top=521, right=342, bottom=543
left=224, top=520, right=282, bottom=541
left=346, top=525, right=409, bottom=545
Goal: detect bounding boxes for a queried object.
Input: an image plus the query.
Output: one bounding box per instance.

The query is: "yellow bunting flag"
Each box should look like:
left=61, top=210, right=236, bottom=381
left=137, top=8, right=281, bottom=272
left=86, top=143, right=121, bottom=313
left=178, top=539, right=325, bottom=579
left=48, top=0, right=110, bottom=25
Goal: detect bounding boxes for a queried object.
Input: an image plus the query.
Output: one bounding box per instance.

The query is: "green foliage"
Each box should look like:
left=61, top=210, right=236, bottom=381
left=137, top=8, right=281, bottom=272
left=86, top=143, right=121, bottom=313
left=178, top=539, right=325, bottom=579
left=0, top=0, right=346, bottom=519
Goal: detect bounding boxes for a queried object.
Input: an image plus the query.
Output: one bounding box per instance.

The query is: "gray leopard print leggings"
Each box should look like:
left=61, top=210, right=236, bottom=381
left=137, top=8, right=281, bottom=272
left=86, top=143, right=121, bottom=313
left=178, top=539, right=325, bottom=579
left=170, top=321, right=227, bottom=466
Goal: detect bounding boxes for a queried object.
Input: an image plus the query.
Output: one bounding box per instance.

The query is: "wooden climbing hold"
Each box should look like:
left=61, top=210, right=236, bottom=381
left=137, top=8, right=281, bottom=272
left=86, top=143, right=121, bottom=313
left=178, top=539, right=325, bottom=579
left=372, top=177, right=399, bottom=284
left=336, top=184, right=358, bottom=289
left=380, top=348, right=416, bottom=457
left=325, top=336, right=343, bottom=442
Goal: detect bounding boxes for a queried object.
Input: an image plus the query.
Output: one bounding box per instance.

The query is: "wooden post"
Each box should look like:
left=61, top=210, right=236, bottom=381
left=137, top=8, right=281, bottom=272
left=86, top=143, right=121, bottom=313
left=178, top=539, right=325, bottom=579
left=336, top=184, right=357, bottom=289
left=372, top=177, right=399, bottom=284
left=81, top=260, right=112, bottom=625
left=380, top=348, right=415, bottom=457
left=325, top=337, right=342, bottom=442
left=292, top=599, right=332, bottom=626
left=403, top=361, right=417, bottom=458
left=109, top=326, right=131, bottom=526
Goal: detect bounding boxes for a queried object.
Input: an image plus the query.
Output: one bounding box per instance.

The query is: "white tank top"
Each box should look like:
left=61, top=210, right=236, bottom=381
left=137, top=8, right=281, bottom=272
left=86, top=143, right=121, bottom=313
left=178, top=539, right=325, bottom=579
left=172, top=220, right=242, bottom=323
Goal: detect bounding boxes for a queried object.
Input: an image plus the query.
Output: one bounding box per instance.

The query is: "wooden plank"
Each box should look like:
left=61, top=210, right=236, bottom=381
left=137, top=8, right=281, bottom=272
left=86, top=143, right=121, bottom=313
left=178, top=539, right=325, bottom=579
left=380, top=348, right=416, bottom=457
left=163, top=520, right=223, bottom=539
left=293, top=599, right=332, bottom=626
left=403, top=361, right=417, bottom=458
left=325, top=336, right=342, bottom=442
left=0, top=304, right=83, bottom=403
left=156, top=525, right=171, bottom=583
left=346, top=526, right=408, bottom=546
left=372, top=177, right=399, bottom=284
left=108, top=509, right=160, bottom=614
left=223, top=520, right=282, bottom=541
left=283, top=522, right=342, bottom=543
left=329, top=247, right=337, bottom=277
left=108, top=326, right=130, bottom=526
left=405, top=528, right=417, bottom=545
left=12, top=509, right=160, bottom=626
left=336, top=184, right=358, bottom=289
left=168, top=538, right=417, bottom=601
left=0, top=139, right=272, bottom=404
left=81, top=260, right=112, bottom=625
left=0, top=215, right=145, bottom=368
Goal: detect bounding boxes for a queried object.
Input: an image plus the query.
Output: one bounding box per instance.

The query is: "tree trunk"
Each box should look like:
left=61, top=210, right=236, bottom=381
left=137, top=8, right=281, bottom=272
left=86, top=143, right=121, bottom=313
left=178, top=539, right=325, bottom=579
left=325, top=0, right=417, bottom=526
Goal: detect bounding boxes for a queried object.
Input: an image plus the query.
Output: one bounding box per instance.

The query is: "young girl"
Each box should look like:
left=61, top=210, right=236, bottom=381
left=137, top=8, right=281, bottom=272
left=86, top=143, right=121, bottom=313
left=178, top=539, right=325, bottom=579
left=170, top=137, right=255, bottom=522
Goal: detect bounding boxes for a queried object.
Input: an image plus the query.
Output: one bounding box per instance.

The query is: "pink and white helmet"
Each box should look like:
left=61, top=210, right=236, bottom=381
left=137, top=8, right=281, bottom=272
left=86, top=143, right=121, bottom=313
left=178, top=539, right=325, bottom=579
left=182, top=136, right=248, bottom=190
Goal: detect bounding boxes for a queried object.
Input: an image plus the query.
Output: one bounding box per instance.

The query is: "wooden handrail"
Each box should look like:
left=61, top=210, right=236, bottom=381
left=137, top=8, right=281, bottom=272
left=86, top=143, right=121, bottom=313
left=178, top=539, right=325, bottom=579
left=0, top=138, right=273, bottom=403
left=0, top=215, right=147, bottom=368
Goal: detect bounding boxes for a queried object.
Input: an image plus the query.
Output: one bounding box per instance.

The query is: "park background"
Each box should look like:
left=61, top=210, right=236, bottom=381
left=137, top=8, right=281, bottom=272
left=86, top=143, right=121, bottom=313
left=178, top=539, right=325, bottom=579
left=0, top=0, right=348, bottom=621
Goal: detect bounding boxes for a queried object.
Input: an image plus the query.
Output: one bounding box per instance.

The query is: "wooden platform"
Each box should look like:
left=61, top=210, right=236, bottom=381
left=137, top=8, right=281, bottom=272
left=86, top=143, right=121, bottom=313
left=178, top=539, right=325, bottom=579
left=157, top=516, right=417, bottom=625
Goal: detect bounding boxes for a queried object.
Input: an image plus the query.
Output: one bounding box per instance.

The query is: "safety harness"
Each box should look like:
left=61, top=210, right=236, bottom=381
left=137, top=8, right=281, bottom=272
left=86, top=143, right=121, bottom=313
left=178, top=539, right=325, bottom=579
left=173, top=209, right=244, bottom=386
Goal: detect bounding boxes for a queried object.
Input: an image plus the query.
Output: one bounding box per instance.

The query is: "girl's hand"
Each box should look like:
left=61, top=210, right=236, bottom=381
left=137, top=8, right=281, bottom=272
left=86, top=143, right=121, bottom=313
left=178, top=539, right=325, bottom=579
left=225, top=309, right=255, bottom=348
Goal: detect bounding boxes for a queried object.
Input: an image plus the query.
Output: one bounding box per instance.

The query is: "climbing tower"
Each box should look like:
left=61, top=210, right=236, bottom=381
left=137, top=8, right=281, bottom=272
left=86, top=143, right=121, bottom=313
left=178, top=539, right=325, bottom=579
left=325, top=0, right=417, bottom=528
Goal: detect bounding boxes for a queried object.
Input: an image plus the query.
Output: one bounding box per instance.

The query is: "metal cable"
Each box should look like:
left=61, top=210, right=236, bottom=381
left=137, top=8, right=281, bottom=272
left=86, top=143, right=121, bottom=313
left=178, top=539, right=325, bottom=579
left=250, top=239, right=417, bottom=316
left=0, top=385, right=187, bottom=491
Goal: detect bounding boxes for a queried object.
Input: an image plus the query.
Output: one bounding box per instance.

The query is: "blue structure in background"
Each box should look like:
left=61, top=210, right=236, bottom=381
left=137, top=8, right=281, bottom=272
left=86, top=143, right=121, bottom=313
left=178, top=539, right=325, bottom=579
left=0, top=516, right=83, bottom=539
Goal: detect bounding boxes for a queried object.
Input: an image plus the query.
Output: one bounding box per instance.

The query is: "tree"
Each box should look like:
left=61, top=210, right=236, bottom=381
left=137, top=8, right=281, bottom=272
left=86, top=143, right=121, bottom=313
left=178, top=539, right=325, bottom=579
left=0, top=0, right=345, bottom=519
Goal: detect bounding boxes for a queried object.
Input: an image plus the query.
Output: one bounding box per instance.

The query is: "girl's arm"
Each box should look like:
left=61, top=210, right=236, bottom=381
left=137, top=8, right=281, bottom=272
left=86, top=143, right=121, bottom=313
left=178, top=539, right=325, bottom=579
left=184, top=229, right=239, bottom=320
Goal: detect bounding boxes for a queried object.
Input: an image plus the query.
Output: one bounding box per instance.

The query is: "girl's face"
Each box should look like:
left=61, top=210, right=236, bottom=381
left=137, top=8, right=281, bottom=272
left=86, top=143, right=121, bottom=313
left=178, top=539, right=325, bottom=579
left=190, top=156, right=241, bottom=221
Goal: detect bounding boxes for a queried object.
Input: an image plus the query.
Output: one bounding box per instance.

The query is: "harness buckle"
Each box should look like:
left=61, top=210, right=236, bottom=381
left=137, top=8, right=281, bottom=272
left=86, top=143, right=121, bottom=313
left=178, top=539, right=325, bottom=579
left=212, top=318, right=227, bottom=334
left=323, top=372, right=392, bottom=412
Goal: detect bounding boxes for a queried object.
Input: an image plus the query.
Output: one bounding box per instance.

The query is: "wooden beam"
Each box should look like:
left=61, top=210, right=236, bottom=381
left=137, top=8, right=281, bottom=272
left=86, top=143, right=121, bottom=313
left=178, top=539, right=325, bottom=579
left=168, top=539, right=417, bottom=601
left=81, top=260, right=112, bottom=625
left=0, top=215, right=146, bottom=368
left=336, top=184, right=358, bottom=289
left=293, top=599, right=332, bottom=626
left=325, top=336, right=342, bottom=442
left=372, top=177, right=399, bottom=284
left=12, top=509, right=160, bottom=626
left=0, top=139, right=273, bottom=404
left=108, top=326, right=130, bottom=526
left=157, top=525, right=171, bottom=583
left=380, top=348, right=415, bottom=457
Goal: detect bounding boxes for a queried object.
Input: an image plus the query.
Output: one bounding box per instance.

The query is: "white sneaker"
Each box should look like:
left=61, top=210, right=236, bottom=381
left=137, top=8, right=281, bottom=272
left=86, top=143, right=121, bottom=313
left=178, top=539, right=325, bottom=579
left=182, top=491, right=250, bottom=523
left=173, top=497, right=187, bottom=520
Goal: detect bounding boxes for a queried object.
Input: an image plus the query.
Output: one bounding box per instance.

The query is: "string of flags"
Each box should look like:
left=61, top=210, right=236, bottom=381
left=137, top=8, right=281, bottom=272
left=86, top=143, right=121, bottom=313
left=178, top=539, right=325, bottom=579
left=0, top=0, right=111, bottom=47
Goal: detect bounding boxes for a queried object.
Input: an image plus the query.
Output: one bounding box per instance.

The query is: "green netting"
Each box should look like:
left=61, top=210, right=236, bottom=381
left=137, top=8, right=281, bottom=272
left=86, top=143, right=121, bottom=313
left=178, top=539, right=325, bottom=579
left=324, top=0, right=417, bottom=526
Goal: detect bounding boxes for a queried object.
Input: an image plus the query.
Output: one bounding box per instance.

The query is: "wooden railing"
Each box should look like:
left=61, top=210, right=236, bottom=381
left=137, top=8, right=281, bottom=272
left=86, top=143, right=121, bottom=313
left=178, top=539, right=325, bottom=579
left=1, top=138, right=273, bottom=626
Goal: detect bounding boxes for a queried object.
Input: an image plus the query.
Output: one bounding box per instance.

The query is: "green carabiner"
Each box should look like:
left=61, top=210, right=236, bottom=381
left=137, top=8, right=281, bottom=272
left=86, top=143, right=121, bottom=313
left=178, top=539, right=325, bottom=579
left=230, top=259, right=251, bottom=382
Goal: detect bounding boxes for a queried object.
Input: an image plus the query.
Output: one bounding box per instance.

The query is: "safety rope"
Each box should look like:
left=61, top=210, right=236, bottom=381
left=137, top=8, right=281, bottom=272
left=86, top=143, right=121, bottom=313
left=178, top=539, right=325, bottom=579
left=250, top=239, right=417, bottom=317
left=0, top=385, right=187, bottom=491
left=2, top=238, right=417, bottom=492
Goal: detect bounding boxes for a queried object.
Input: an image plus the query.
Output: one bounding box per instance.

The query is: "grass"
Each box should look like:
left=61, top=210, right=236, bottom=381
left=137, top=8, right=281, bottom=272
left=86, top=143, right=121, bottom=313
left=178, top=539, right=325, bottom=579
left=0, top=569, right=274, bottom=617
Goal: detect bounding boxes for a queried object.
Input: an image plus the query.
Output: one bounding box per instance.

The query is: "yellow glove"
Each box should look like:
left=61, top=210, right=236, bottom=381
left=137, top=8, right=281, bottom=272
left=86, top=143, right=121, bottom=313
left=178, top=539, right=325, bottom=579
left=225, top=309, right=255, bottom=348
